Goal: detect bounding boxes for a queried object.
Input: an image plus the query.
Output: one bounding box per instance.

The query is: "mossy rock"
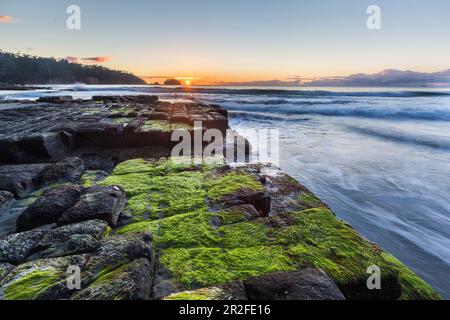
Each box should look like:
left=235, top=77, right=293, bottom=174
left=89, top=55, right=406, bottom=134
left=165, top=287, right=226, bottom=300
left=0, top=255, right=87, bottom=300
left=72, top=258, right=152, bottom=300
left=205, top=171, right=264, bottom=201
left=101, top=159, right=440, bottom=300
left=100, top=159, right=257, bottom=220
left=160, top=246, right=296, bottom=289
left=141, top=120, right=171, bottom=132
left=79, top=170, right=107, bottom=187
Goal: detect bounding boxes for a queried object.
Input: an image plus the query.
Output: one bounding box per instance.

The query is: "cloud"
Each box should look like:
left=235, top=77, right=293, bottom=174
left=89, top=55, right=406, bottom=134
left=211, top=79, right=301, bottom=87
left=65, top=56, right=111, bottom=64
left=304, top=69, right=450, bottom=87
left=81, top=56, right=111, bottom=63
left=66, top=56, right=79, bottom=63
left=140, top=75, right=172, bottom=79
left=204, top=69, right=450, bottom=87
left=0, top=15, right=15, bottom=23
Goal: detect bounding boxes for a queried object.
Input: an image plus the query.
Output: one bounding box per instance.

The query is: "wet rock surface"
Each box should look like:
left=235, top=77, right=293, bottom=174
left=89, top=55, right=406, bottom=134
left=58, top=185, right=126, bottom=227
left=0, top=96, right=233, bottom=165
left=0, top=96, right=440, bottom=300
left=244, top=269, right=345, bottom=300
left=0, top=263, right=15, bottom=282
left=27, top=220, right=109, bottom=261
left=0, top=254, right=88, bottom=300
left=72, top=257, right=153, bottom=300
left=0, top=191, right=14, bottom=212
left=0, top=164, right=49, bottom=197
left=0, top=229, right=45, bottom=264
left=16, top=184, right=84, bottom=231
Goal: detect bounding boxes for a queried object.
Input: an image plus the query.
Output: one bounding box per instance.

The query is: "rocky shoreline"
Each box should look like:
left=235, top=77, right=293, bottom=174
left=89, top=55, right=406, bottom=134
left=0, top=96, right=440, bottom=300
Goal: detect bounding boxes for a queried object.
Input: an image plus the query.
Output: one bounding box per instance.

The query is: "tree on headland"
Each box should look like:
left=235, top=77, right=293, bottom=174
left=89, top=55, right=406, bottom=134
left=164, top=78, right=181, bottom=85
left=0, top=51, right=146, bottom=85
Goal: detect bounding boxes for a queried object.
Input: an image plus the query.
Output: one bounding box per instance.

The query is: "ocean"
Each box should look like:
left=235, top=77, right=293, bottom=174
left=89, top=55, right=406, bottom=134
left=1, top=84, right=450, bottom=298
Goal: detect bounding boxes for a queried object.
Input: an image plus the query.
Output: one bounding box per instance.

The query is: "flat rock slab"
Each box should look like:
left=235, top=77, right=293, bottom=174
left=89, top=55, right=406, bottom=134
left=0, top=96, right=232, bottom=165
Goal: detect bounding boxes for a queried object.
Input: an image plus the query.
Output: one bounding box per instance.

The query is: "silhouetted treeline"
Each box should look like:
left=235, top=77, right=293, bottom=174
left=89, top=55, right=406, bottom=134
left=0, top=52, right=146, bottom=85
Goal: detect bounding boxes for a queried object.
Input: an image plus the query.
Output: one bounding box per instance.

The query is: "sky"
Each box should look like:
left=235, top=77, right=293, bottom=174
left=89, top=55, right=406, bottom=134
left=1, top=0, right=450, bottom=85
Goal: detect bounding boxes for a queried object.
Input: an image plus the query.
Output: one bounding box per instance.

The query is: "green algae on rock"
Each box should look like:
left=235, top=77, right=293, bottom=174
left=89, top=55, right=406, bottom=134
left=0, top=255, right=87, bottom=300
left=100, top=159, right=440, bottom=299
left=165, top=287, right=226, bottom=300
left=205, top=171, right=264, bottom=201
left=160, top=246, right=296, bottom=289
left=72, top=258, right=152, bottom=300
left=79, top=170, right=107, bottom=187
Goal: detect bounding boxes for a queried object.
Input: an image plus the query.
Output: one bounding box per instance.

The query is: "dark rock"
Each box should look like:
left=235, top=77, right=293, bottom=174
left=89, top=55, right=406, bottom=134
left=49, top=121, right=81, bottom=135
left=0, top=263, right=15, bottom=282
left=165, top=281, right=248, bottom=300
left=136, top=129, right=171, bottom=147
left=222, top=190, right=271, bottom=217
left=27, top=220, right=109, bottom=261
left=134, top=95, right=158, bottom=104
left=206, top=112, right=228, bottom=133
left=80, top=154, right=116, bottom=171
left=148, top=112, right=170, bottom=121
left=0, top=163, right=48, bottom=197
left=72, top=258, right=153, bottom=300
left=92, top=96, right=108, bottom=102
left=16, top=184, right=83, bottom=232
left=171, top=114, right=190, bottom=124
left=189, top=114, right=207, bottom=124
left=81, top=233, right=153, bottom=286
left=218, top=281, right=248, bottom=300
left=0, top=158, right=84, bottom=198
left=0, top=229, right=45, bottom=264
left=338, top=273, right=402, bottom=300
left=222, top=205, right=261, bottom=224
left=35, top=157, right=85, bottom=186
left=116, top=212, right=134, bottom=227
left=0, top=254, right=88, bottom=300
left=155, top=102, right=172, bottom=112
left=244, top=269, right=345, bottom=300
left=123, top=118, right=145, bottom=147
left=37, top=96, right=73, bottom=103
left=73, top=123, right=124, bottom=149
left=209, top=105, right=228, bottom=118
left=0, top=138, right=19, bottom=164
left=15, top=132, right=68, bottom=159
left=0, top=191, right=15, bottom=212
left=58, top=185, right=126, bottom=227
